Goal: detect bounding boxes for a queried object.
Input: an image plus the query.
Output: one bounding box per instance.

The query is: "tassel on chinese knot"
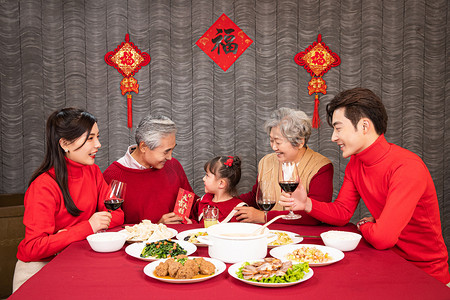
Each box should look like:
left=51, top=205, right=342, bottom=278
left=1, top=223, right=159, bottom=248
left=294, top=34, right=340, bottom=128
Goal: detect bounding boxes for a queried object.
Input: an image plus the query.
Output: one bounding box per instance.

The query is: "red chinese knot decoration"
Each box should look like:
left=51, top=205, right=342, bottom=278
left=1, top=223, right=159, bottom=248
left=105, top=34, right=150, bottom=128
left=196, top=13, right=253, bottom=71
left=294, top=34, right=341, bottom=128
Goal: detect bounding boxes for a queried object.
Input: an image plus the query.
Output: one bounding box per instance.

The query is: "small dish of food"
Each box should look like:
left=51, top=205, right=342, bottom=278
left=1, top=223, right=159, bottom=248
left=176, top=229, right=208, bottom=246
left=269, top=244, right=344, bottom=266
left=267, top=230, right=303, bottom=248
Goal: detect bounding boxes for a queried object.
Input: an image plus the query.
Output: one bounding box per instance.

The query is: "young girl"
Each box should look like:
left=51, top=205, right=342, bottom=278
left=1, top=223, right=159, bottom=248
left=197, top=156, right=246, bottom=224
left=12, top=108, right=124, bottom=292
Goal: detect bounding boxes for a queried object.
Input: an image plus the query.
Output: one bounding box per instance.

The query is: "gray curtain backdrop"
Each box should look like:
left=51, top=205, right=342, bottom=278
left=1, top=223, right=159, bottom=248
left=1, top=0, right=449, bottom=259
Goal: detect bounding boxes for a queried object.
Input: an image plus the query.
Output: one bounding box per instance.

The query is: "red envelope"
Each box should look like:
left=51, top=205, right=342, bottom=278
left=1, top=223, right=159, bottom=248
left=173, top=188, right=195, bottom=223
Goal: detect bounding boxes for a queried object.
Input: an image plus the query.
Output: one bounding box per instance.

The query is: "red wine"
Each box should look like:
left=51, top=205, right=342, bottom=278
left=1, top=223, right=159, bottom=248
left=279, top=181, right=299, bottom=193
left=104, top=199, right=124, bottom=211
left=257, top=202, right=276, bottom=211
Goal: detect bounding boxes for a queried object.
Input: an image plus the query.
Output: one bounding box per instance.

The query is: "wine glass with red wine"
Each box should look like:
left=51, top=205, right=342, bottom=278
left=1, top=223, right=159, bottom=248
left=278, top=162, right=301, bottom=220
left=104, top=180, right=126, bottom=212
left=256, top=181, right=276, bottom=222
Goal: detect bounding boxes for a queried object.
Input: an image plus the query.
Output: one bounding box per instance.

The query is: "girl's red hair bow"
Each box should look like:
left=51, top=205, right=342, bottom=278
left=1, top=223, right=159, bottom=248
left=224, top=157, right=233, bottom=167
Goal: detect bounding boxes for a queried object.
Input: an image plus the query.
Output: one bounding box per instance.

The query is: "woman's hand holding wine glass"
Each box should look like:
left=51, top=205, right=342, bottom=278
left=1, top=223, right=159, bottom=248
left=89, top=212, right=112, bottom=233
left=94, top=180, right=126, bottom=232
left=104, top=180, right=126, bottom=212
left=278, top=162, right=302, bottom=220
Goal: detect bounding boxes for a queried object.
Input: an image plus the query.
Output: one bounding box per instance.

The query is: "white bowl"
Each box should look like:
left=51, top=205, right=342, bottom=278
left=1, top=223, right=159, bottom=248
left=320, top=230, right=362, bottom=251
left=198, top=222, right=274, bottom=263
left=86, top=232, right=127, bottom=253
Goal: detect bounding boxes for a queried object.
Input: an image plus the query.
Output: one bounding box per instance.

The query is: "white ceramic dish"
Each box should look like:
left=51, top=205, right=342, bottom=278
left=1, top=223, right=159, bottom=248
left=176, top=229, right=208, bottom=247
left=197, top=222, right=275, bottom=264
left=143, top=257, right=226, bottom=283
left=268, top=230, right=303, bottom=248
left=86, top=232, right=127, bottom=253
left=176, top=229, right=300, bottom=249
left=228, top=260, right=314, bottom=287
left=320, top=230, right=362, bottom=251
left=119, top=228, right=178, bottom=243
left=125, top=240, right=197, bottom=261
left=269, top=244, right=344, bottom=266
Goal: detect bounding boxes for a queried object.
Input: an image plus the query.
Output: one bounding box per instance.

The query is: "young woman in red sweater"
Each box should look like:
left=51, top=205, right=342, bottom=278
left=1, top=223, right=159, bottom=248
left=12, top=108, right=124, bottom=292
left=280, top=88, right=450, bottom=285
left=195, top=156, right=246, bottom=224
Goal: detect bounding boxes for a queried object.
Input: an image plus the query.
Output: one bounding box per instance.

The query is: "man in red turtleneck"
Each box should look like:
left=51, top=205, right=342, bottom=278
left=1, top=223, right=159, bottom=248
left=280, top=88, right=450, bottom=285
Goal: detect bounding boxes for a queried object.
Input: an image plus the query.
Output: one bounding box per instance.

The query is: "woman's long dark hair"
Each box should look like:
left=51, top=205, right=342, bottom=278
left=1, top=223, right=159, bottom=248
left=29, top=108, right=97, bottom=216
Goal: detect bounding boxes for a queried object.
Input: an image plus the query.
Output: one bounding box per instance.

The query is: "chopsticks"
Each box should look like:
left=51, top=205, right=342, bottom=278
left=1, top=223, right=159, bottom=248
left=295, top=234, right=321, bottom=238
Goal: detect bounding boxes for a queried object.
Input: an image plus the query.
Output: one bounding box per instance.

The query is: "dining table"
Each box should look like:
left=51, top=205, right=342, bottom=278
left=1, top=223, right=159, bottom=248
left=9, top=223, right=450, bottom=299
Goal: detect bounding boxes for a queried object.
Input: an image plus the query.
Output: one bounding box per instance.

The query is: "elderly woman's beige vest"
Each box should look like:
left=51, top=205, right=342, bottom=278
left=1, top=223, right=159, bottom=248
left=258, top=147, right=331, bottom=211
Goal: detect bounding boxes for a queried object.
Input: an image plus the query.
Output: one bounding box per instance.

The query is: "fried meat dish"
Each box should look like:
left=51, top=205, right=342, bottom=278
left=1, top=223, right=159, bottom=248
left=154, top=255, right=215, bottom=279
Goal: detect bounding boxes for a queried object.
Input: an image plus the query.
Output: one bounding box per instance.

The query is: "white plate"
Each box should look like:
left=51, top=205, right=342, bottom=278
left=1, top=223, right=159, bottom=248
left=268, top=230, right=303, bottom=248
left=269, top=244, right=344, bottom=266
left=125, top=240, right=197, bottom=261
left=143, top=257, right=226, bottom=283
left=228, top=260, right=314, bottom=287
left=119, top=228, right=178, bottom=243
left=176, top=229, right=208, bottom=247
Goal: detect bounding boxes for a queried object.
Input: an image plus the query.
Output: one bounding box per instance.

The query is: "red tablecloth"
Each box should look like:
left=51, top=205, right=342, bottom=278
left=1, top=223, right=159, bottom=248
left=9, top=223, right=450, bottom=299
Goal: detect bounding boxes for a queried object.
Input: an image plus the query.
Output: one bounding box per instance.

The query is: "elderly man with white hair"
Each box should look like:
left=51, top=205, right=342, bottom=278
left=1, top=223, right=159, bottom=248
left=103, top=114, right=194, bottom=224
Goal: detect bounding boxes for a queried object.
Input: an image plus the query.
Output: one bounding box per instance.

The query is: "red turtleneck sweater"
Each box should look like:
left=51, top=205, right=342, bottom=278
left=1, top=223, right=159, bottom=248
left=17, top=158, right=124, bottom=262
left=309, top=134, right=450, bottom=284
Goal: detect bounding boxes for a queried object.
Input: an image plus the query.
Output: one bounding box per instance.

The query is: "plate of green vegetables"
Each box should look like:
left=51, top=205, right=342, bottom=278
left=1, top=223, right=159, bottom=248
left=125, top=239, right=197, bottom=261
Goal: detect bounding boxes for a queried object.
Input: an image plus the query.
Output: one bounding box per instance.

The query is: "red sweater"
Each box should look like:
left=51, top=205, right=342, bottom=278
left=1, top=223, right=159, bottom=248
left=239, top=163, right=334, bottom=224
left=309, top=135, right=450, bottom=284
left=17, top=158, right=124, bottom=262
left=195, top=193, right=245, bottom=224
left=103, top=159, right=195, bottom=224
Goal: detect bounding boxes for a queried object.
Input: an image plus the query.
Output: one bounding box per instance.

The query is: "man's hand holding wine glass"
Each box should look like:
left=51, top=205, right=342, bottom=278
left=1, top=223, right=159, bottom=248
left=278, top=162, right=302, bottom=219
left=278, top=180, right=313, bottom=213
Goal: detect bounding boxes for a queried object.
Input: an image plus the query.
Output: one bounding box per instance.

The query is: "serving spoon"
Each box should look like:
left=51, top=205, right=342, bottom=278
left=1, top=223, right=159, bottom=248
left=217, top=215, right=285, bottom=238
left=220, top=202, right=248, bottom=224
left=251, top=215, right=285, bottom=235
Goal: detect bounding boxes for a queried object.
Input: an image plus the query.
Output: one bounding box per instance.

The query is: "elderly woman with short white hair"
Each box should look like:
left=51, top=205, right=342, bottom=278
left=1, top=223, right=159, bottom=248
left=103, top=114, right=195, bottom=224
left=235, top=107, right=334, bottom=224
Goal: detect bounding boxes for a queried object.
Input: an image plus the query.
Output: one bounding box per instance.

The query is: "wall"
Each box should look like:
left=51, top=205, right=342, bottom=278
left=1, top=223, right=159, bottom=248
left=1, top=0, right=449, bottom=253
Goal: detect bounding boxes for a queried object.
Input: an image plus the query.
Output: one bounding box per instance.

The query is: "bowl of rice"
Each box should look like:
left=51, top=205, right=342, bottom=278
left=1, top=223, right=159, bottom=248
left=86, top=232, right=127, bottom=253
left=320, top=230, right=362, bottom=251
